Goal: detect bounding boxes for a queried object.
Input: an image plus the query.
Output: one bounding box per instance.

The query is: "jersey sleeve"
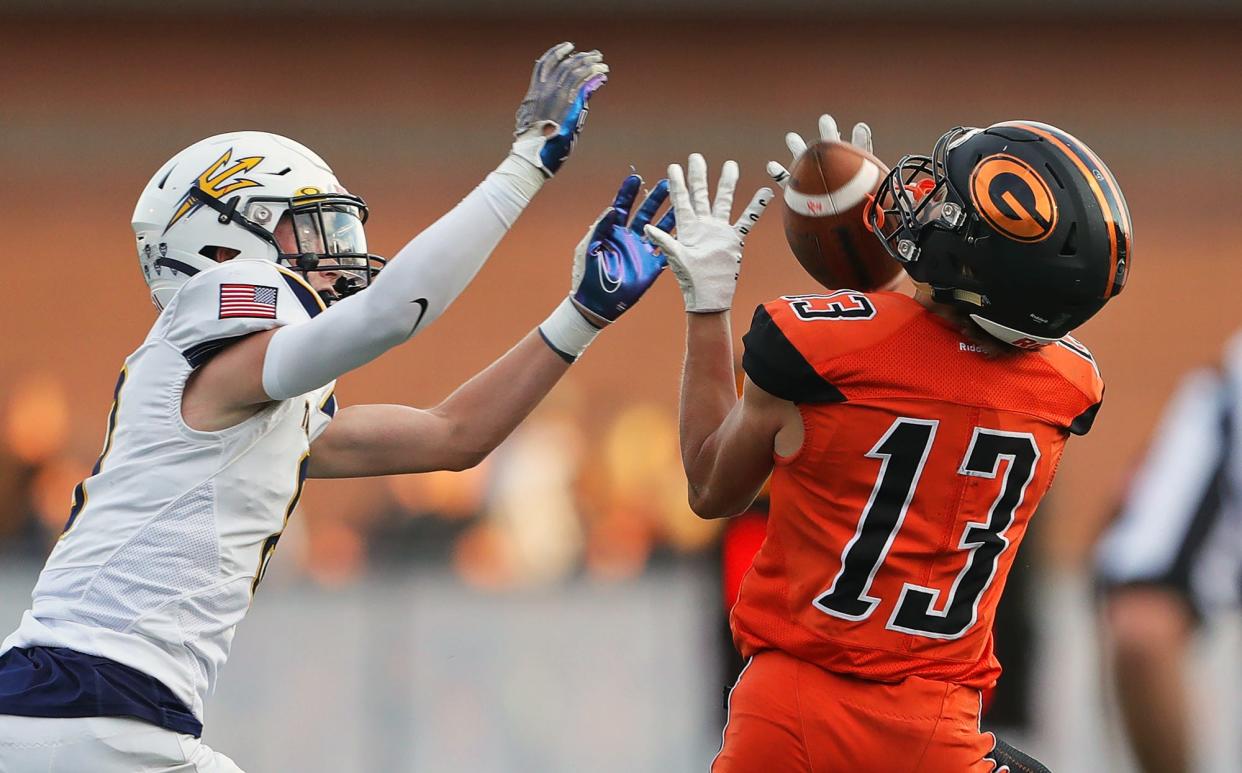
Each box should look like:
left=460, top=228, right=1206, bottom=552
left=741, top=303, right=846, bottom=404
left=161, top=260, right=324, bottom=368
left=1049, top=336, right=1106, bottom=435
left=307, top=384, right=338, bottom=442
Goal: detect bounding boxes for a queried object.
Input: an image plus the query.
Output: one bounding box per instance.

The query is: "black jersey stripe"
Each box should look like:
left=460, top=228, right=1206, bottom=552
left=742, top=305, right=846, bottom=404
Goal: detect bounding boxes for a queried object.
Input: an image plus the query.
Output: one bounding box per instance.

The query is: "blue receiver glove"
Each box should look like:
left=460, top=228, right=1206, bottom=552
left=570, top=174, right=676, bottom=324
left=512, top=42, right=609, bottom=177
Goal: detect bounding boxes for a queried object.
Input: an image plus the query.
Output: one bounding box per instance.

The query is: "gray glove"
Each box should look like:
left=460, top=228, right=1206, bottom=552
left=511, top=42, right=609, bottom=177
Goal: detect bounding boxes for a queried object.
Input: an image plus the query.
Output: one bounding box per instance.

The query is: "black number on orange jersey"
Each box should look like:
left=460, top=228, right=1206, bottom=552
left=888, top=429, right=1039, bottom=638
left=813, top=420, right=1040, bottom=640
left=785, top=292, right=876, bottom=321
left=814, top=419, right=937, bottom=620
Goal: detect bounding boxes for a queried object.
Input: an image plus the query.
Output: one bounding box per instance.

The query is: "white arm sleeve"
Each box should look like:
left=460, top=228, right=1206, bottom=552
left=261, top=154, right=544, bottom=400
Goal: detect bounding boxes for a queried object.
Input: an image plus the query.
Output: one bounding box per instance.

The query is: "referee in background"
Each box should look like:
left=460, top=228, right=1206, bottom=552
left=1096, top=336, right=1242, bottom=773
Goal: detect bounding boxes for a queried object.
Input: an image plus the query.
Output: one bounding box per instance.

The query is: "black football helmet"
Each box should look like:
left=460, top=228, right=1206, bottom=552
left=866, top=121, right=1132, bottom=347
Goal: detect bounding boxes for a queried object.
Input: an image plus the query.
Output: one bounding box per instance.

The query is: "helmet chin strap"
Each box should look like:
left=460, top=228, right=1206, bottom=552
left=289, top=253, right=366, bottom=305
left=929, top=285, right=985, bottom=309
left=334, top=275, right=363, bottom=296
left=310, top=275, right=364, bottom=305
left=949, top=288, right=986, bottom=308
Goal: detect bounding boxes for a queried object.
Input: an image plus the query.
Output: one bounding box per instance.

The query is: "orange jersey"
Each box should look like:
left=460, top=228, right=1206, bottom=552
left=732, top=290, right=1103, bottom=689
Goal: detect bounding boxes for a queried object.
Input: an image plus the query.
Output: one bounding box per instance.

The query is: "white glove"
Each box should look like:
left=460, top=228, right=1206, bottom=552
left=643, top=153, right=772, bottom=313
left=766, top=114, right=873, bottom=188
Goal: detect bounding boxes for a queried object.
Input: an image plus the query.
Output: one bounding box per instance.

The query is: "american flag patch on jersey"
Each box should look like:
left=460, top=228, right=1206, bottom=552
left=219, top=284, right=278, bottom=319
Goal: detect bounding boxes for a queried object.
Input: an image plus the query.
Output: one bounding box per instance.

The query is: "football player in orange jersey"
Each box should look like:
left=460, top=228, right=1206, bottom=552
left=644, top=119, right=1131, bottom=772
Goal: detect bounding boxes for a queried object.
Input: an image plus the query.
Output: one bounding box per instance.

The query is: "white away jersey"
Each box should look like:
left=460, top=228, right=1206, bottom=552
left=2, top=259, right=336, bottom=723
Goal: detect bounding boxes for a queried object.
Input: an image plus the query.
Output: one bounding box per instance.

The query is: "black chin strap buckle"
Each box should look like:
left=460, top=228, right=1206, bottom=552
left=334, top=274, right=364, bottom=297
left=311, top=273, right=365, bottom=306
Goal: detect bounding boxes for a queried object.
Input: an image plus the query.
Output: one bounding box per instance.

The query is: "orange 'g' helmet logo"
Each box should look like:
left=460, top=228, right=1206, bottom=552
left=968, top=154, right=1058, bottom=243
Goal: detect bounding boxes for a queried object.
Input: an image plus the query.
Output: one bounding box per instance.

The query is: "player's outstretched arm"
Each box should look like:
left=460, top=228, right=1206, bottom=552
left=679, top=326, right=798, bottom=519
left=643, top=154, right=782, bottom=518
left=183, top=43, right=607, bottom=428
left=307, top=174, right=670, bottom=477
left=258, top=42, right=607, bottom=401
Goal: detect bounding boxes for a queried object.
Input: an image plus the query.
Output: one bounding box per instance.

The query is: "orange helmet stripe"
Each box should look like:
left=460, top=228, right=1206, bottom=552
left=1024, top=122, right=1133, bottom=283
left=997, top=122, right=1131, bottom=298
left=1043, top=126, right=1132, bottom=238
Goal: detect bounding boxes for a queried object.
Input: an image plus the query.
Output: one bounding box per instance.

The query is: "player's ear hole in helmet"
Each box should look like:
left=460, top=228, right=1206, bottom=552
left=865, top=121, right=1132, bottom=349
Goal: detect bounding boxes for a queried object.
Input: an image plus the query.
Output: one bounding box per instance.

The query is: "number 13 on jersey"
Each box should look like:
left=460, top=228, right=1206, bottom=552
left=813, top=418, right=1039, bottom=640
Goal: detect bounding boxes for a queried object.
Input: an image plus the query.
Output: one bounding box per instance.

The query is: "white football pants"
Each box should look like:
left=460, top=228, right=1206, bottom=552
left=0, top=715, right=244, bottom=772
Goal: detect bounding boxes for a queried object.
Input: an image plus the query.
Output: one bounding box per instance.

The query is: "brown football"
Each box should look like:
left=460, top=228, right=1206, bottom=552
left=781, top=140, right=903, bottom=291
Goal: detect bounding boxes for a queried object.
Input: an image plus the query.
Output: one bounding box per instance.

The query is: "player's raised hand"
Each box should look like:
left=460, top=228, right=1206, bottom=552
left=766, top=114, right=873, bottom=189
left=568, top=174, right=673, bottom=325
left=511, top=42, right=609, bottom=177
left=643, top=154, right=772, bottom=313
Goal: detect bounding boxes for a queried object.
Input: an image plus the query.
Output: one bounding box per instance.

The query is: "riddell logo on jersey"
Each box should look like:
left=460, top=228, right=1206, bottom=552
left=959, top=341, right=986, bottom=353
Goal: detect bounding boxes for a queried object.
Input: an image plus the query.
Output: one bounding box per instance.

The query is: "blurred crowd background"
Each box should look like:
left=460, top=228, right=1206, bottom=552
left=2, top=1, right=1240, bottom=771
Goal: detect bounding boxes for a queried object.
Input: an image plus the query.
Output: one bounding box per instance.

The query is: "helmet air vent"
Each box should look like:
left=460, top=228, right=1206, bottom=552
left=1043, top=163, right=1065, bottom=190
left=1059, top=222, right=1078, bottom=257
left=157, top=166, right=175, bottom=190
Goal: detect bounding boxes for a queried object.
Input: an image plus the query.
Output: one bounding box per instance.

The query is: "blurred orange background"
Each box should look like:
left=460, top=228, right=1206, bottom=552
left=1, top=14, right=1238, bottom=570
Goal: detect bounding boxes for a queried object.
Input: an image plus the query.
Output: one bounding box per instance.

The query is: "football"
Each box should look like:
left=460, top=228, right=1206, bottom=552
left=781, top=140, right=903, bottom=291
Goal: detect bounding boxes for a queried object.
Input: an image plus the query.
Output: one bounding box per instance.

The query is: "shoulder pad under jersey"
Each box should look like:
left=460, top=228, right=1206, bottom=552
left=161, top=260, right=326, bottom=368
left=1042, top=335, right=1106, bottom=435
left=742, top=291, right=918, bottom=403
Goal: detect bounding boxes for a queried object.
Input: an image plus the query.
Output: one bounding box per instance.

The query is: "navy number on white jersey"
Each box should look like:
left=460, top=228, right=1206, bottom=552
left=62, top=367, right=128, bottom=537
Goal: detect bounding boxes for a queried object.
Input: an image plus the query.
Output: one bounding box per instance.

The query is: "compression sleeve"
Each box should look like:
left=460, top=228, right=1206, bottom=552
left=261, top=154, right=544, bottom=400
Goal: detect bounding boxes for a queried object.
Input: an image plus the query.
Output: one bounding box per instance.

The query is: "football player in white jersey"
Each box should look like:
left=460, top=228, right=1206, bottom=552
left=0, top=43, right=684, bottom=771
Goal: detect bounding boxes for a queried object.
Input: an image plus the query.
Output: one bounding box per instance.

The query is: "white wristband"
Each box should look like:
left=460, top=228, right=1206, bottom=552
left=494, top=149, right=547, bottom=201
left=538, top=297, right=601, bottom=363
